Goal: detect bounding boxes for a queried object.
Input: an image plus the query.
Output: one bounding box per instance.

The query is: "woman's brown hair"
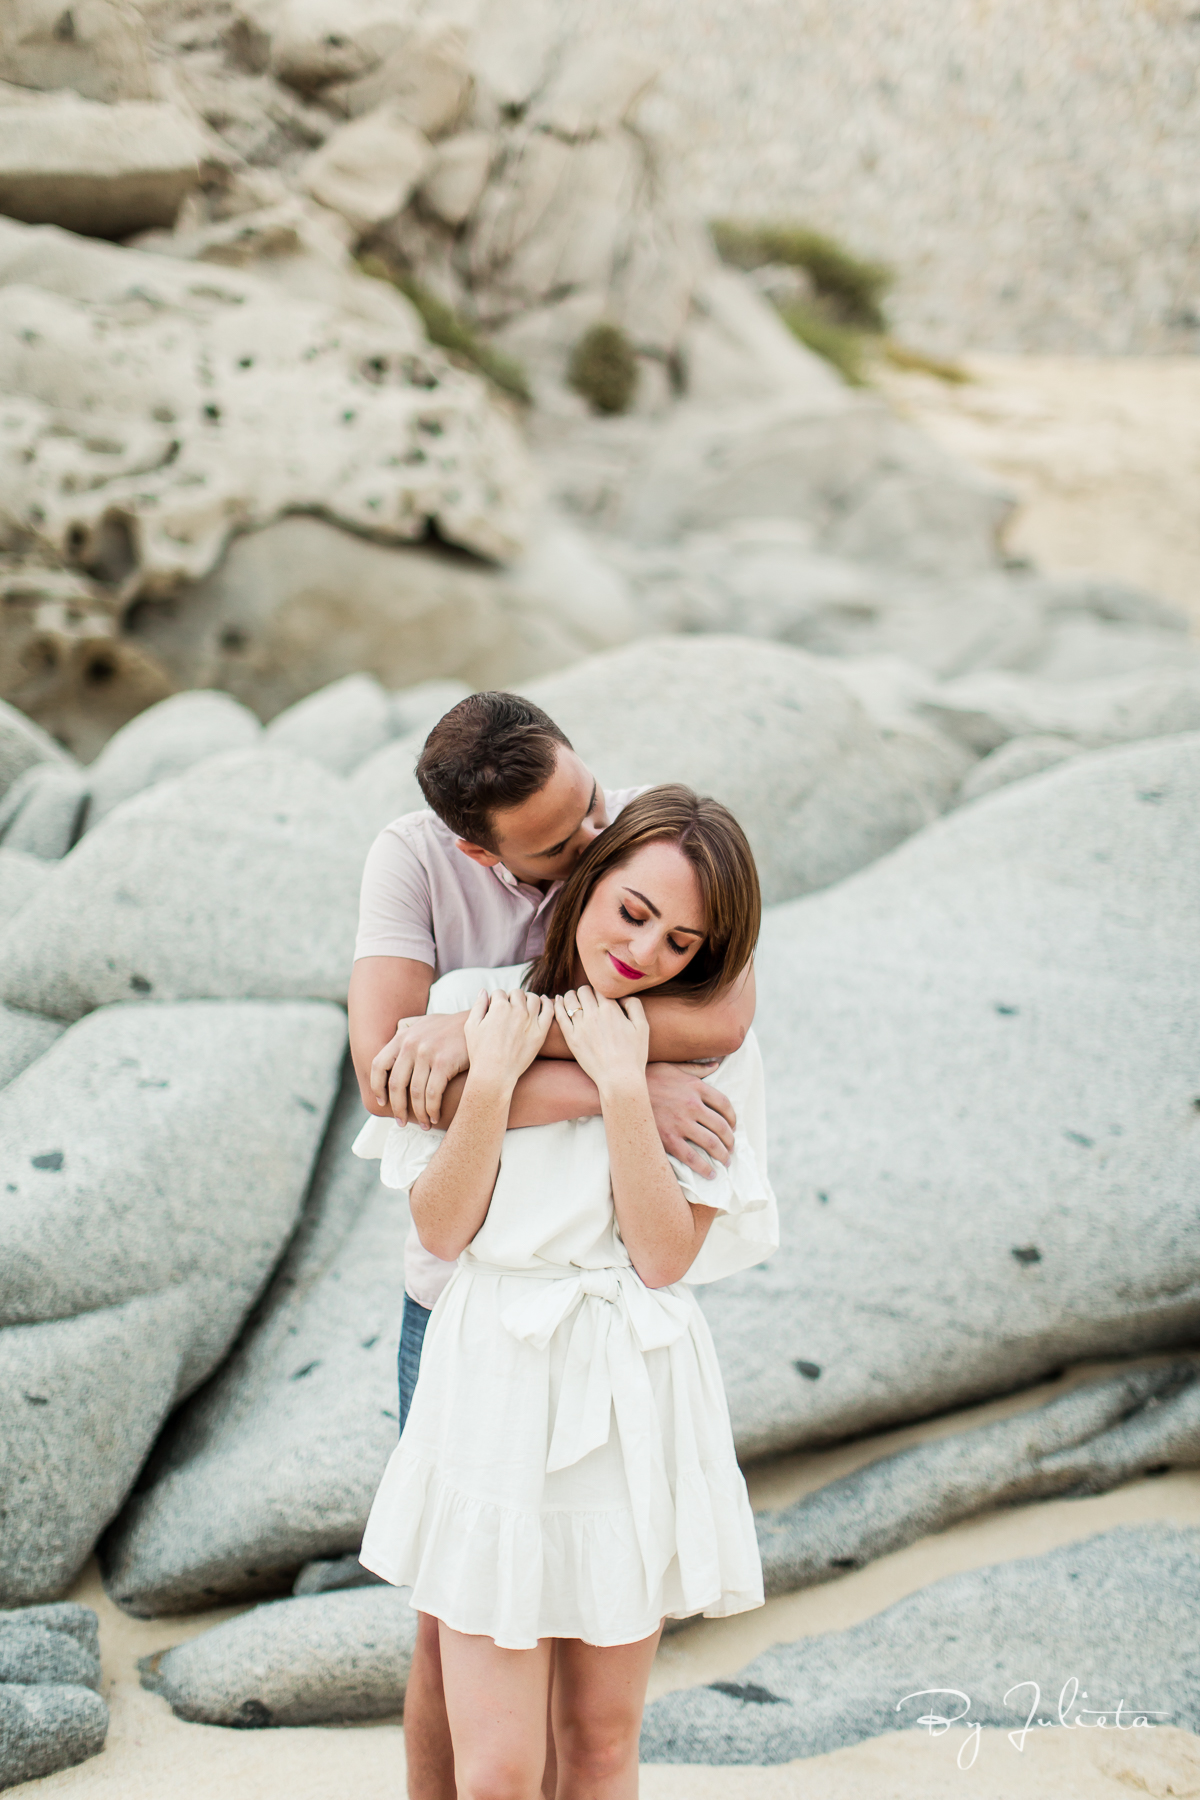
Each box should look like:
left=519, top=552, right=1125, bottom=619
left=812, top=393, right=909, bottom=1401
left=524, top=785, right=760, bottom=1004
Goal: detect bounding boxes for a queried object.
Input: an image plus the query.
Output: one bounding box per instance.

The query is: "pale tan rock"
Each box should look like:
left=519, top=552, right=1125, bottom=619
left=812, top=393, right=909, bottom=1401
left=467, top=0, right=556, bottom=112
left=529, top=43, right=660, bottom=140
left=0, top=0, right=154, bottom=103
left=418, top=131, right=493, bottom=227
left=0, top=94, right=219, bottom=239
left=301, top=104, right=432, bottom=235
left=325, top=22, right=472, bottom=136
left=241, top=0, right=414, bottom=95
left=466, top=128, right=639, bottom=313
left=0, top=219, right=535, bottom=591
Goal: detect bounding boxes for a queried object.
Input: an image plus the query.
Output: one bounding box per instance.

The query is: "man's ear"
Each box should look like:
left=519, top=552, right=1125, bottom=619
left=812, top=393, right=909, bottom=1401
left=455, top=838, right=502, bottom=869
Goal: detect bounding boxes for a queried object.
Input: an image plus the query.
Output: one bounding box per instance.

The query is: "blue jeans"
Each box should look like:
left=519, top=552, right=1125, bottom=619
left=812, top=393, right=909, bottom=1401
left=397, top=1293, right=432, bottom=1436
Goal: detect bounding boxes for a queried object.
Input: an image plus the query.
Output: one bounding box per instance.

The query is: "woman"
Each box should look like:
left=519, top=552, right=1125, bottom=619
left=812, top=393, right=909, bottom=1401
left=354, top=785, right=778, bottom=1800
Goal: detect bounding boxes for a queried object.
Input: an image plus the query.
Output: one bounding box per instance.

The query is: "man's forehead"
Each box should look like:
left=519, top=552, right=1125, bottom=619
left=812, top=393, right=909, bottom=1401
left=494, top=750, right=593, bottom=848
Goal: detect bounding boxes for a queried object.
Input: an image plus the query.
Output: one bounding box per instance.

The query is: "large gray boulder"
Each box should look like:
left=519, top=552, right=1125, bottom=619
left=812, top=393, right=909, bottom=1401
left=104, top=1062, right=406, bottom=1615
left=641, top=1523, right=1200, bottom=1763
left=0, top=750, right=374, bottom=1021
left=921, top=665, right=1200, bottom=756
left=0, top=998, right=346, bottom=1604
left=0, top=1002, right=62, bottom=1090
left=0, top=1603, right=100, bottom=1690
left=0, top=850, right=48, bottom=928
left=702, top=732, right=1200, bottom=1459
left=140, top=1586, right=415, bottom=1727
left=519, top=636, right=936, bottom=906
left=0, top=1682, right=108, bottom=1789
left=756, top=1359, right=1200, bottom=1597
left=0, top=763, right=88, bottom=859
left=263, top=673, right=393, bottom=775
left=0, top=700, right=72, bottom=804
left=80, top=690, right=261, bottom=831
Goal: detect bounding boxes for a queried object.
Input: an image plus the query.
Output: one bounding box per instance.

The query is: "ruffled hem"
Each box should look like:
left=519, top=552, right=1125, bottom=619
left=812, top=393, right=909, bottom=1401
left=359, top=1448, right=764, bottom=1652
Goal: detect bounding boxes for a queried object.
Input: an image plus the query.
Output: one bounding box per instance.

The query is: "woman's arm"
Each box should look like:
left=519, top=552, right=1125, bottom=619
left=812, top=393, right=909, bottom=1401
left=554, top=988, right=719, bottom=1289
left=408, top=990, right=554, bottom=1261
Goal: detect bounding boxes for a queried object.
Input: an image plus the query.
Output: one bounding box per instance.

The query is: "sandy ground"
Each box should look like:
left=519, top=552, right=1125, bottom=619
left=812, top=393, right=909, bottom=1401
left=19, top=1352, right=1200, bottom=1798
left=875, top=353, right=1200, bottom=628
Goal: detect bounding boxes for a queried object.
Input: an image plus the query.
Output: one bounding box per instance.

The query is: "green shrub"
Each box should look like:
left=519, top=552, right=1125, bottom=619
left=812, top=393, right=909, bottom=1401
left=567, top=322, right=639, bottom=415
left=356, top=255, right=532, bottom=403
left=879, top=338, right=971, bottom=384
left=775, top=303, right=868, bottom=386
left=710, top=219, right=892, bottom=332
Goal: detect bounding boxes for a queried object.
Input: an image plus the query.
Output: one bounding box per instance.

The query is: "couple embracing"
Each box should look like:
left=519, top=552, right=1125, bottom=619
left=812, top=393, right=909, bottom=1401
left=347, top=693, right=779, bottom=1800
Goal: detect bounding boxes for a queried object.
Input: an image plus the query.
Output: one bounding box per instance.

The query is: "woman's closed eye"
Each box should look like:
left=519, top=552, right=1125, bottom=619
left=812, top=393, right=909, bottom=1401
left=618, top=902, right=690, bottom=956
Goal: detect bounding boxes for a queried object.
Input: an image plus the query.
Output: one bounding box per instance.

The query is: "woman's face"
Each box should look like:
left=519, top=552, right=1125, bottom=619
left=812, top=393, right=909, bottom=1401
left=574, top=839, right=707, bottom=1001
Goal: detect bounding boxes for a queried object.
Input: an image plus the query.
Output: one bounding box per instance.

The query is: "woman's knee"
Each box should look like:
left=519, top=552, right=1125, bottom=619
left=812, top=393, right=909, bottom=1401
left=454, top=1751, right=545, bottom=1800
left=555, top=1707, right=639, bottom=1782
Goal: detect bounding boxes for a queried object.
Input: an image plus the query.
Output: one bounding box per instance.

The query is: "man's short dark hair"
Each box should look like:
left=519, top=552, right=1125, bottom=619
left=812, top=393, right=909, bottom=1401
left=415, top=692, right=572, bottom=849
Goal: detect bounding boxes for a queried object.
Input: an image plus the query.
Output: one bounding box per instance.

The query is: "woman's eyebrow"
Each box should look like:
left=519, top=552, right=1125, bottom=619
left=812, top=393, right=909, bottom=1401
left=623, top=887, right=704, bottom=936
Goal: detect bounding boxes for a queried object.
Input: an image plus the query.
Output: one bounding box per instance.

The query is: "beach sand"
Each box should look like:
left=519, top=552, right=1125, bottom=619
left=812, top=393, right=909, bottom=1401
left=19, top=1351, right=1200, bottom=1797
left=876, top=354, right=1200, bottom=629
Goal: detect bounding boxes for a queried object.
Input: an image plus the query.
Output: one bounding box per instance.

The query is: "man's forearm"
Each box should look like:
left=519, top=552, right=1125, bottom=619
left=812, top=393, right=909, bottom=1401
left=538, top=963, right=756, bottom=1064
left=435, top=1058, right=600, bottom=1130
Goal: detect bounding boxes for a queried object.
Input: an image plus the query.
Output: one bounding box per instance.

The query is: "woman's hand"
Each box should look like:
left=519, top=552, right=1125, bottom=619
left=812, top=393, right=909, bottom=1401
left=553, top=987, right=649, bottom=1095
left=464, top=989, right=555, bottom=1093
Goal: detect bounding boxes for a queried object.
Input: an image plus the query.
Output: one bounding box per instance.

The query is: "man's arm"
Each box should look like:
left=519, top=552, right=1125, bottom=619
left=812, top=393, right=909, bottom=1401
left=347, top=956, right=436, bottom=1117
left=538, top=960, right=756, bottom=1064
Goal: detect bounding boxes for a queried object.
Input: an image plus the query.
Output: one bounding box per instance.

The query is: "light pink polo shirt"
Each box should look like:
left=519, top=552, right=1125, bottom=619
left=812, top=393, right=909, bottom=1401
left=355, top=789, right=642, bottom=1306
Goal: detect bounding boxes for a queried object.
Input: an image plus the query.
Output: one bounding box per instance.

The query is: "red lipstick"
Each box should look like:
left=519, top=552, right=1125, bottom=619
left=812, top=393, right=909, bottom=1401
left=608, top=953, right=644, bottom=981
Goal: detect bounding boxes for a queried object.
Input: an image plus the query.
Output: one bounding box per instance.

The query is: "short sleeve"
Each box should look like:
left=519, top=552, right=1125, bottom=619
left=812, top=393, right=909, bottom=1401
left=353, top=822, right=437, bottom=965
left=670, top=1032, right=780, bottom=1285
left=352, top=1115, right=446, bottom=1190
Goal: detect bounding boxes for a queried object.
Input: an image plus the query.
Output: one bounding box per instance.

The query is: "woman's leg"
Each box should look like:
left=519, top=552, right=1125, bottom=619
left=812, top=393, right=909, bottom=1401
left=550, top=1627, right=663, bottom=1800
left=439, top=1622, right=553, bottom=1800
left=404, top=1612, right=456, bottom=1800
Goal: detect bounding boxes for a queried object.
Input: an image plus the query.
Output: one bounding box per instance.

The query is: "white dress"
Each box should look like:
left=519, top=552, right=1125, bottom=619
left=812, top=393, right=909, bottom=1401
left=353, top=964, right=779, bottom=1650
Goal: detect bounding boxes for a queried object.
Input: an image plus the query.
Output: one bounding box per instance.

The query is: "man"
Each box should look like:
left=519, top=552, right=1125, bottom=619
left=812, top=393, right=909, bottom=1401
left=347, top=691, right=755, bottom=1800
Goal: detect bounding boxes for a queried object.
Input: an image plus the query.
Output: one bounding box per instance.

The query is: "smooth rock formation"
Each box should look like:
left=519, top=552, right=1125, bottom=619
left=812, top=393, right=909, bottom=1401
left=956, top=733, right=1082, bottom=804
left=104, top=1061, right=405, bottom=1614
left=0, top=998, right=346, bottom=1604
left=124, top=518, right=539, bottom=722
left=700, top=733, right=1200, bottom=1459
left=0, top=217, right=534, bottom=596
left=80, top=690, right=261, bottom=830
left=586, top=399, right=1012, bottom=575
left=0, top=750, right=374, bottom=1021
left=520, top=636, right=935, bottom=906
left=756, top=1360, right=1200, bottom=1597
left=140, top=1586, right=416, bottom=1726
left=301, top=105, right=432, bottom=234
left=0, top=849, right=49, bottom=926
left=0, top=762, right=87, bottom=858
left=419, top=131, right=493, bottom=227
left=0, top=698, right=73, bottom=802
left=263, top=672, right=392, bottom=774
left=387, top=678, right=471, bottom=742
left=0, top=93, right=218, bottom=239
left=921, top=665, right=1200, bottom=756
left=641, top=1523, right=1200, bottom=1763
left=0, top=1002, right=62, bottom=1090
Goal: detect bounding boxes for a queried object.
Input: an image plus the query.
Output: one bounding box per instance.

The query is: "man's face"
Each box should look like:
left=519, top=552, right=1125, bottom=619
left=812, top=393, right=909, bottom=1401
left=456, top=747, right=609, bottom=888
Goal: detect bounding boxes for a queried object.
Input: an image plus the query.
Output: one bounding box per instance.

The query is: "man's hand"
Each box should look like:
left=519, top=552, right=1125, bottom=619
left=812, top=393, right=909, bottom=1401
left=370, top=1010, right=471, bottom=1128
left=645, top=1062, right=736, bottom=1178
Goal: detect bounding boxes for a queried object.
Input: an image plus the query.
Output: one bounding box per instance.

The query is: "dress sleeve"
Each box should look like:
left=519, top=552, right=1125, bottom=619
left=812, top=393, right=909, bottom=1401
left=669, top=1032, right=780, bottom=1286
left=352, top=1116, right=446, bottom=1191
